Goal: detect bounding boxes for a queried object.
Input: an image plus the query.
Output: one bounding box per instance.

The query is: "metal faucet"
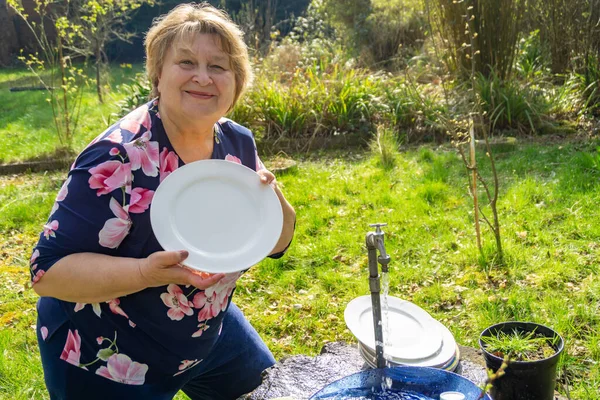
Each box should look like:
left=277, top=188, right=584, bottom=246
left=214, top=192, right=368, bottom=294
left=366, top=223, right=391, bottom=368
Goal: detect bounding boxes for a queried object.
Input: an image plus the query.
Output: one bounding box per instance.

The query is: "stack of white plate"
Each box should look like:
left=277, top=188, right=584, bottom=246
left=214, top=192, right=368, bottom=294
left=344, top=295, right=460, bottom=371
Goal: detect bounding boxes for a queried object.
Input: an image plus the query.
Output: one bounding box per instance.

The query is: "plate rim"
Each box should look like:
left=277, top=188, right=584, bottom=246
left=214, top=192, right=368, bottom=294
left=344, top=295, right=444, bottom=360
left=150, top=159, right=283, bottom=273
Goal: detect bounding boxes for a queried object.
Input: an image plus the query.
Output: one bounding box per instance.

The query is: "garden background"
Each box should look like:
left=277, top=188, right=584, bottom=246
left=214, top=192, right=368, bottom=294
left=1, top=0, right=599, bottom=398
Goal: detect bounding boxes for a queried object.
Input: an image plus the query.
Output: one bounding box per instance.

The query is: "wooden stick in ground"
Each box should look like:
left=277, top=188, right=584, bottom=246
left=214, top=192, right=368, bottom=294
left=470, top=116, right=482, bottom=253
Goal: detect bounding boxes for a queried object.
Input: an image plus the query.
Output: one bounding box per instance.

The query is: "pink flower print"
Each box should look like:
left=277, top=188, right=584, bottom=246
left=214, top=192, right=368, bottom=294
left=109, top=147, right=120, bottom=156
left=56, top=176, right=72, bottom=202
left=205, top=271, right=240, bottom=305
left=43, top=220, right=59, bottom=239
left=30, top=249, right=39, bottom=264
left=179, top=359, right=198, bottom=370
left=32, top=269, right=45, bottom=284
left=124, top=131, right=159, bottom=177
left=173, top=359, right=202, bottom=376
left=60, top=329, right=82, bottom=367
left=192, top=291, right=221, bottom=321
left=160, top=284, right=194, bottom=321
left=191, top=323, right=210, bottom=338
left=119, top=105, right=151, bottom=135
left=89, top=160, right=131, bottom=196
left=128, top=188, right=154, bottom=214
left=193, top=272, right=240, bottom=321
left=40, top=326, right=48, bottom=341
left=159, top=147, right=179, bottom=183
left=106, top=129, right=123, bottom=143
left=96, top=353, right=148, bottom=385
left=129, top=320, right=136, bottom=328
left=107, top=298, right=129, bottom=319
left=225, top=154, right=242, bottom=164
left=99, top=198, right=132, bottom=249
left=74, top=302, right=102, bottom=318
left=97, top=336, right=104, bottom=345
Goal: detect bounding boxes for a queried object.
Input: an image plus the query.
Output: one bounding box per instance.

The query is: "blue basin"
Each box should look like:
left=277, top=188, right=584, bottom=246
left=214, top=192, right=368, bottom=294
left=310, top=367, right=491, bottom=400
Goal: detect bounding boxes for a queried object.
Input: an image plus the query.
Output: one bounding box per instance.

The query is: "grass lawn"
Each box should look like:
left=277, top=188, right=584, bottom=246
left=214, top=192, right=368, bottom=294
left=1, top=139, right=600, bottom=399
left=0, top=64, right=143, bottom=164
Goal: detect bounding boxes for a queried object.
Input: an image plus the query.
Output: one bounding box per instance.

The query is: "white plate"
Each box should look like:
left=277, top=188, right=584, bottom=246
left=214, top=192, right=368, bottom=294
left=345, top=295, right=443, bottom=361
left=357, top=343, right=457, bottom=371
left=150, top=159, right=283, bottom=273
left=358, top=318, right=458, bottom=368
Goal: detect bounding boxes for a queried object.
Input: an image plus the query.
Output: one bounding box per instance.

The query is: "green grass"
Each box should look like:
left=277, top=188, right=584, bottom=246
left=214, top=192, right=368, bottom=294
left=0, top=64, right=143, bottom=163
left=1, top=140, right=600, bottom=398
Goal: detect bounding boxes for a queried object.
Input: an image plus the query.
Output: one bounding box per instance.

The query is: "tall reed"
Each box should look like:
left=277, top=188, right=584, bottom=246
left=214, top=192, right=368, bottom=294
left=429, top=0, right=524, bottom=80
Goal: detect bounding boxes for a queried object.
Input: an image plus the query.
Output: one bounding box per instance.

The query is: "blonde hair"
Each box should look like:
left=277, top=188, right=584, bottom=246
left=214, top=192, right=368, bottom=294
left=145, top=2, right=252, bottom=109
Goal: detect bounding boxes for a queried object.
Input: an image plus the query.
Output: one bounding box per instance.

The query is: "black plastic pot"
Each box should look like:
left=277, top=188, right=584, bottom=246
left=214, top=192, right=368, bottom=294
left=478, top=321, right=564, bottom=400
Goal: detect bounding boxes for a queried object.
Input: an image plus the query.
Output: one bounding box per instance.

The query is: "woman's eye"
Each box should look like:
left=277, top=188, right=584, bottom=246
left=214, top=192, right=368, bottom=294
left=211, top=65, right=225, bottom=70
left=180, top=60, right=193, bottom=66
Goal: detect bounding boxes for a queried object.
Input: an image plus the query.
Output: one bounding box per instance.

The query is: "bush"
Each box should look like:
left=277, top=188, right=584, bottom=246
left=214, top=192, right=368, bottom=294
left=515, top=30, right=548, bottom=79
left=370, top=124, right=399, bottom=169
left=475, top=72, right=551, bottom=134
left=323, top=0, right=426, bottom=69
left=110, top=72, right=152, bottom=122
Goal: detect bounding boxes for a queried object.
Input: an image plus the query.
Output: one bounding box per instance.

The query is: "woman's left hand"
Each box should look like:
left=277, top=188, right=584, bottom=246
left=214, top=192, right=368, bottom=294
left=257, top=169, right=276, bottom=186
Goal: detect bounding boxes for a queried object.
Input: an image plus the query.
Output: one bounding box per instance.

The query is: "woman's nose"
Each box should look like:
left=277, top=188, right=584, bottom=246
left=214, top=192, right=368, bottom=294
left=192, top=66, right=213, bottom=86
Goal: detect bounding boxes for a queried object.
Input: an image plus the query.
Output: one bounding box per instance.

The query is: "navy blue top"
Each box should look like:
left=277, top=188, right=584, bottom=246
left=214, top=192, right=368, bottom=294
left=30, top=99, right=283, bottom=385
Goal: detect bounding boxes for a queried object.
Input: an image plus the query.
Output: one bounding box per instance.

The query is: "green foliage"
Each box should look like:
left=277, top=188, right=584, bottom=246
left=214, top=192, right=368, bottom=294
left=430, top=0, right=524, bottom=80
left=515, top=30, right=547, bottom=79
left=231, top=60, right=437, bottom=145
left=582, top=55, right=600, bottom=115
left=474, top=72, right=551, bottom=133
left=69, top=0, right=153, bottom=102
left=110, top=71, right=152, bottom=122
left=7, top=0, right=98, bottom=149
left=322, top=0, right=425, bottom=68
left=370, top=125, right=399, bottom=169
left=526, top=0, right=600, bottom=75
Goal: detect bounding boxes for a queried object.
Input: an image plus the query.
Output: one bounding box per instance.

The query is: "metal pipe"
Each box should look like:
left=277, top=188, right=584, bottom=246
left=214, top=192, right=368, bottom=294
left=366, top=235, right=385, bottom=368
left=366, top=222, right=389, bottom=369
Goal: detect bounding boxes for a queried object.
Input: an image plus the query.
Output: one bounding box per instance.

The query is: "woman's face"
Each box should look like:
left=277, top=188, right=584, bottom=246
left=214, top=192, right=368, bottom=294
left=157, top=33, right=236, bottom=125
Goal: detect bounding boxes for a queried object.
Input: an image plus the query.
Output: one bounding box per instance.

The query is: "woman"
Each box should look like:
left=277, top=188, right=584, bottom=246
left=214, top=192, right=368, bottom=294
left=30, top=3, right=296, bottom=399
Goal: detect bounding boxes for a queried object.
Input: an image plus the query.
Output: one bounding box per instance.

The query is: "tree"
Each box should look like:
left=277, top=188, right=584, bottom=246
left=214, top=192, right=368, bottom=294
left=68, top=0, right=152, bottom=102
left=8, top=0, right=89, bottom=150
left=232, top=0, right=279, bottom=52
left=0, top=0, right=20, bottom=66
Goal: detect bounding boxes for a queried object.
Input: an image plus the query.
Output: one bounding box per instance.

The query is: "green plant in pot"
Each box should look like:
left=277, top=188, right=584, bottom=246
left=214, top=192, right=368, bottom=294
left=478, top=321, right=564, bottom=400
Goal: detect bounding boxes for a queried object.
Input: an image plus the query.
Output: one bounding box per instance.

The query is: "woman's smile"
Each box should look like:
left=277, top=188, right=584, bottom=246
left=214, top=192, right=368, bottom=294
left=185, top=90, right=216, bottom=99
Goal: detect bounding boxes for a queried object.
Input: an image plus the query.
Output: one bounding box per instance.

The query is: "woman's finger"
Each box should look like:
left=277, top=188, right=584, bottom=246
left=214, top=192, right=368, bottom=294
left=257, top=169, right=276, bottom=185
left=150, top=250, right=188, bottom=267
left=186, top=271, right=225, bottom=289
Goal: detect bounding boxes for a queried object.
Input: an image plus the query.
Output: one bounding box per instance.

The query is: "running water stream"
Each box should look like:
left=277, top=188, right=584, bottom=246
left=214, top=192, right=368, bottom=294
left=380, top=271, right=392, bottom=391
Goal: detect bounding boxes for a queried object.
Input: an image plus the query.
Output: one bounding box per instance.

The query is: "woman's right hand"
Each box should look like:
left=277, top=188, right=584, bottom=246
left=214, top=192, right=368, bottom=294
left=138, top=250, right=225, bottom=289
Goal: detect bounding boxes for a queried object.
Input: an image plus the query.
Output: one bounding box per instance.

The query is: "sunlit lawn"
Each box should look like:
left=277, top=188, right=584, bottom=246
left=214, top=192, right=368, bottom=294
left=0, top=64, right=143, bottom=163
left=1, top=139, right=600, bottom=399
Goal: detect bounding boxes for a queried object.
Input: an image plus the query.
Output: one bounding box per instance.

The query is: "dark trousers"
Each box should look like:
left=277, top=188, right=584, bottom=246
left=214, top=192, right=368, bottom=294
left=38, top=303, right=276, bottom=400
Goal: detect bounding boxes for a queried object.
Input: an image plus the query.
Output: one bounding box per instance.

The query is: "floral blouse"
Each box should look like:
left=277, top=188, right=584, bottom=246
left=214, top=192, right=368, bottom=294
left=30, top=99, right=281, bottom=385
